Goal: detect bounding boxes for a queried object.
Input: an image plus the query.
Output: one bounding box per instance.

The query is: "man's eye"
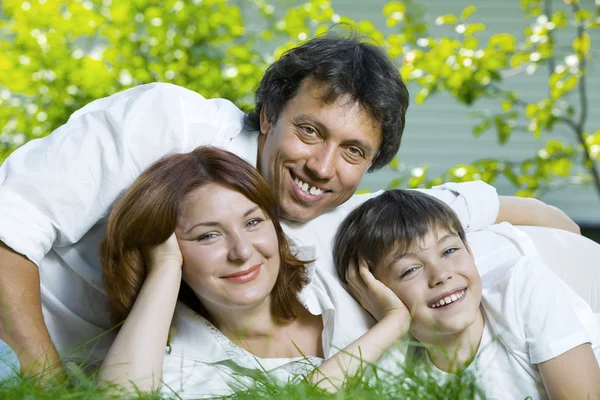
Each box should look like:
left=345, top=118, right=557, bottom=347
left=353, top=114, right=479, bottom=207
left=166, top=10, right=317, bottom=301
left=347, top=146, right=364, bottom=158
left=299, top=125, right=317, bottom=136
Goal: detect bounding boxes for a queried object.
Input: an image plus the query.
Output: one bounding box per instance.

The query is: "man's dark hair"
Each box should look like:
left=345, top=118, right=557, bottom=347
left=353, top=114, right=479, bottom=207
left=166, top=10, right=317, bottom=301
left=243, top=33, right=410, bottom=172
left=333, top=190, right=467, bottom=282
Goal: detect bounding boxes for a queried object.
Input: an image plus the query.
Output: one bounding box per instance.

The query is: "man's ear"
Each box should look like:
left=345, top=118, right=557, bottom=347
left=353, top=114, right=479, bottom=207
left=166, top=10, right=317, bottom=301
left=259, top=107, right=271, bottom=135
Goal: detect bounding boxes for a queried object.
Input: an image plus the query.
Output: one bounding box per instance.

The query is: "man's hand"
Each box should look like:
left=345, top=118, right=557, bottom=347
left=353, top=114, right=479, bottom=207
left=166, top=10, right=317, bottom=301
left=497, top=196, right=580, bottom=235
left=346, top=258, right=410, bottom=324
left=0, top=243, right=65, bottom=380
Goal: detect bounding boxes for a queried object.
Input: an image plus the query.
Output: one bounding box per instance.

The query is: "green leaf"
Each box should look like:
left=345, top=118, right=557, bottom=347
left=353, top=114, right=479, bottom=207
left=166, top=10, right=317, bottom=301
left=383, top=1, right=406, bottom=16
left=436, top=14, right=457, bottom=25
left=562, top=75, right=579, bottom=92
left=464, top=23, right=486, bottom=36
left=488, top=33, right=516, bottom=52
left=573, top=33, right=590, bottom=55
left=574, top=9, right=592, bottom=22
left=525, top=103, right=539, bottom=118
left=460, top=5, right=477, bottom=21
left=551, top=11, right=568, bottom=28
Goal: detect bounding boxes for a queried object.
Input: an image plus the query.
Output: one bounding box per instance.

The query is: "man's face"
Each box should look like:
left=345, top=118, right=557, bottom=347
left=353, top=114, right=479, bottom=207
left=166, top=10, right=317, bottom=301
left=374, top=229, right=483, bottom=346
left=258, top=78, right=382, bottom=222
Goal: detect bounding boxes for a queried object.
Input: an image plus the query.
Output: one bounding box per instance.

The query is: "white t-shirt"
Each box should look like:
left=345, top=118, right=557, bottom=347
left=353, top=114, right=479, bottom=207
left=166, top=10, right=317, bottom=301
left=161, top=249, right=375, bottom=399
left=414, top=256, right=600, bottom=400
left=0, top=83, right=502, bottom=363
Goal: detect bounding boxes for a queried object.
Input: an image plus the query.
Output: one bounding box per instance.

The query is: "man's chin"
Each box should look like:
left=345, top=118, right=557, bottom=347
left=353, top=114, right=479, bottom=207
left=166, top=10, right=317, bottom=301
left=279, top=201, right=327, bottom=223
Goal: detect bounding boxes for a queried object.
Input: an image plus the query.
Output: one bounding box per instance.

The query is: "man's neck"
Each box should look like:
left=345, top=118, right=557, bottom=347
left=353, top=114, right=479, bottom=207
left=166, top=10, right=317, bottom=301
left=423, top=309, right=485, bottom=373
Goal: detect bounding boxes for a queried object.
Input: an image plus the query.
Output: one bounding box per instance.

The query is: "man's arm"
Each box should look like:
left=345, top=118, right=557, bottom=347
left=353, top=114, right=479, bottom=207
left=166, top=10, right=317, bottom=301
left=538, top=343, right=600, bottom=399
left=497, top=196, right=580, bottom=234
left=0, top=243, right=62, bottom=378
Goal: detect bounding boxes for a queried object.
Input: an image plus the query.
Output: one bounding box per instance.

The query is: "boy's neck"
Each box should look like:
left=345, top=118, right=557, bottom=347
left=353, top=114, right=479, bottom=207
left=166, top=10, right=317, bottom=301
left=425, top=308, right=485, bottom=373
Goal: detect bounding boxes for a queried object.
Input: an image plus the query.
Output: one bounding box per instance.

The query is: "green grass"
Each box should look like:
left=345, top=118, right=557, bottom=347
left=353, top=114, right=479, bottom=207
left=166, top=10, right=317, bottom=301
left=0, top=352, right=485, bottom=400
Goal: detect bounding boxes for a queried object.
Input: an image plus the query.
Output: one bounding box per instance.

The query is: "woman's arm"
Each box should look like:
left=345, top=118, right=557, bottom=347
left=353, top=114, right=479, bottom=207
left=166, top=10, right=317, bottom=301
left=98, top=234, right=182, bottom=392
left=309, top=259, right=410, bottom=391
left=538, top=343, right=600, bottom=400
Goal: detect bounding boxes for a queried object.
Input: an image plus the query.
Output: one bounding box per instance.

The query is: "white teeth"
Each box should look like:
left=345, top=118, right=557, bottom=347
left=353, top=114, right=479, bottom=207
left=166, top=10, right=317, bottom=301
left=294, top=177, right=324, bottom=196
left=431, top=289, right=466, bottom=308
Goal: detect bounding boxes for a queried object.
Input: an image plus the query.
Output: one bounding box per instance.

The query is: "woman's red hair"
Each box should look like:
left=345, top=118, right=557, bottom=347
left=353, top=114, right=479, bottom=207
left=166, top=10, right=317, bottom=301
left=101, top=147, right=310, bottom=325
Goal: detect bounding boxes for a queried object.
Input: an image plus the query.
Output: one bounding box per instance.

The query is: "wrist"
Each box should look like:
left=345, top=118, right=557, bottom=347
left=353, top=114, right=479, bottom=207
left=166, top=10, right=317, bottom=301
left=380, top=311, right=410, bottom=339
left=147, top=264, right=182, bottom=281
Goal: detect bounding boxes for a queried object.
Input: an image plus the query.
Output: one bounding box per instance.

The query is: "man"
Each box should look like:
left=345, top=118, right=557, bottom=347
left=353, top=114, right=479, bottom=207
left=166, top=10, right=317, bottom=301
left=0, top=35, right=577, bottom=378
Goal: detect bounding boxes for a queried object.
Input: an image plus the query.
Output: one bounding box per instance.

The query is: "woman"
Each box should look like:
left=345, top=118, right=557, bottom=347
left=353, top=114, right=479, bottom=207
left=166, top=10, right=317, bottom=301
left=97, top=147, right=375, bottom=398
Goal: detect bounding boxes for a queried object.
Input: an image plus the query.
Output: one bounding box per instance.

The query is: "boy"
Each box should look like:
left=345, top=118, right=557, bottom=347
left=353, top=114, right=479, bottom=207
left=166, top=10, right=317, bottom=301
left=330, top=190, right=600, bottom=399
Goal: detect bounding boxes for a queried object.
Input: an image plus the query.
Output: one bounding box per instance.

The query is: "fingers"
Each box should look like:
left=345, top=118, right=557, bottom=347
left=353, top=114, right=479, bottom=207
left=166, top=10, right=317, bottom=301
left=346, top=257, right=368, bottom=298
left=357, top=258, right=379, bottom=289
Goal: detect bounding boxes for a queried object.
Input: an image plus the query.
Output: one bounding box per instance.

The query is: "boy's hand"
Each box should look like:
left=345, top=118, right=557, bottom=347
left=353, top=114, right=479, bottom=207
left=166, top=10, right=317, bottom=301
left=346, top=258, right=410, bottom=324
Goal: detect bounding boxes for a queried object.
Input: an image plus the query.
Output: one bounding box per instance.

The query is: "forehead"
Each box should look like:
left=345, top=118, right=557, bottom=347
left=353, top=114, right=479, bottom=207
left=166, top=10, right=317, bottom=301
left=284, top=78, right=382, bottom=143
left=380, top=229, right=459, bottom=262
left=178, top=183, right=257, bottom=223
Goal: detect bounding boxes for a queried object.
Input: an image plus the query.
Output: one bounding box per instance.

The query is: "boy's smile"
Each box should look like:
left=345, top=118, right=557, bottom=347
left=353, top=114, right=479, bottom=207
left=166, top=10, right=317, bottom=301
left=374, top=228, right=484, bottom=346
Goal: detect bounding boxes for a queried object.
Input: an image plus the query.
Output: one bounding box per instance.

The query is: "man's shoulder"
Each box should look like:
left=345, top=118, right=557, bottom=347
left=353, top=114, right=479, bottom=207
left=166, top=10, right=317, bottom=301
left=69, top=83, right=244, bottom=123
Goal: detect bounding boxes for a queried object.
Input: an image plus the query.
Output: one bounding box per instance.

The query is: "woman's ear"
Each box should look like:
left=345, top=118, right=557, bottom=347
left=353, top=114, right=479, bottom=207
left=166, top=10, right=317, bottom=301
left=259, top=107, right=271, bottom=135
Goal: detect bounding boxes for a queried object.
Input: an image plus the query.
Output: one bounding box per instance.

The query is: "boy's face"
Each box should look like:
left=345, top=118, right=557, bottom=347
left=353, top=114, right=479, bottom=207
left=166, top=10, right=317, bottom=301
left=373, top=228, right=482, bottom=345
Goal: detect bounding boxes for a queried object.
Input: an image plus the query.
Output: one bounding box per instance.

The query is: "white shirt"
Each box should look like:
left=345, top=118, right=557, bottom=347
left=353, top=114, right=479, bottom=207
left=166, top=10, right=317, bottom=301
left=162, top=249, right=373, bottom=399
left=415, top=256, right=600, bottom=400
left=0, top=83, right=501, bottom=363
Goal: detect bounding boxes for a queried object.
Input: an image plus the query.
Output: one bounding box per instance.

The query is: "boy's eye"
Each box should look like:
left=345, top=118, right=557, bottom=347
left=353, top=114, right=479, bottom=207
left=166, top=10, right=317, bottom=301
left=400, top=266, right=420, bottom=278
left=442, top=247, right=459, bottom=257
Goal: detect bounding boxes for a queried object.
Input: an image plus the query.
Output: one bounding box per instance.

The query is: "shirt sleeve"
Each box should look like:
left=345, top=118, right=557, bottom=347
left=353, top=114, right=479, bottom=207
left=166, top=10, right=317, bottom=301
left=415, top=180, right=499, bottom=231
left=0, top=83, right=224, bottom=265
left=513, top=257, right=594, bottom=364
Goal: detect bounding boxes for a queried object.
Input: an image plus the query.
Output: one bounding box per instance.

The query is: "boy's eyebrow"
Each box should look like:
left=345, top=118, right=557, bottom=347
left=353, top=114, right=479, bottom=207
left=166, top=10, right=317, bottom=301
left=385, top=233, right=459, bottom=267
left=437, top=233, right=457, bottom=244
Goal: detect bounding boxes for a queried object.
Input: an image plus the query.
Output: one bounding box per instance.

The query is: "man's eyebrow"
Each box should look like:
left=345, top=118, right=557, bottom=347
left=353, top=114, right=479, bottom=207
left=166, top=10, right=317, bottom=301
left=184, top=206, right=260, bottom=234
left=294, top=114, right=376, bottom=156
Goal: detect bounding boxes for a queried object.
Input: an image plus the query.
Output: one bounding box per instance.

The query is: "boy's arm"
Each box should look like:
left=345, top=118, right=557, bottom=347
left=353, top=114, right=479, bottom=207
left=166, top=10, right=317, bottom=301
left=496, top=196, right=580, bottom=234
left=537, top=343, right=600, bottom=400
left=0, top=244, right=62, bottom=379
left=309, top=260, right=410, bottom=391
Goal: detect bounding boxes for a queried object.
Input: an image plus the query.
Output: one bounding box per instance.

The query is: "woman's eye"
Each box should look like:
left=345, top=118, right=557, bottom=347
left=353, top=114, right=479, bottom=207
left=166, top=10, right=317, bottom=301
left=442, top=247, right=458, bottom=257
left=197, top=233, right=217, bottom=242
left=246, top=218, right=263, bottom=228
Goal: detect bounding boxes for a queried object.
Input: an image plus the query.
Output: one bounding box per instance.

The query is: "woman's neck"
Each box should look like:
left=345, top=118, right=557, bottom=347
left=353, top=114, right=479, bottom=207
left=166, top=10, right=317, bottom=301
left=422, top=310, right=485, bottom=373
left=204, top=298, right=278, bottom=340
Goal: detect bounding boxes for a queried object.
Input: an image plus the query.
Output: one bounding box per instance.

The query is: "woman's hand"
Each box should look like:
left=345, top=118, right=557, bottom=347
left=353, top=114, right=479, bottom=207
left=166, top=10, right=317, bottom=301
left=346, top=258, right=410, bottom=324
left=144, top=233, right=183, bottom=274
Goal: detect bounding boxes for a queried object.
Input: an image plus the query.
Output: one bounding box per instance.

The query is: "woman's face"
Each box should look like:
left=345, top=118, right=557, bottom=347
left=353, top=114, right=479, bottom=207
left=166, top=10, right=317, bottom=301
left=175, top=183, right=281, bottom=312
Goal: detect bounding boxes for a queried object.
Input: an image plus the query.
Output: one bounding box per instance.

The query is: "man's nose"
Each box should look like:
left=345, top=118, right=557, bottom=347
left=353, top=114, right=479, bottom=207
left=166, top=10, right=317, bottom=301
left=227, top=233, right=252, bottom=262
left=305, top=144, right=336, bottom=181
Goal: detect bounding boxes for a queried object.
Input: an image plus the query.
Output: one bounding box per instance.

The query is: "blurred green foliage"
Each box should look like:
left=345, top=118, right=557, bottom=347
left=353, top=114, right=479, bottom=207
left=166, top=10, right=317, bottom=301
left=0, top=0, right=599, bottom=199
